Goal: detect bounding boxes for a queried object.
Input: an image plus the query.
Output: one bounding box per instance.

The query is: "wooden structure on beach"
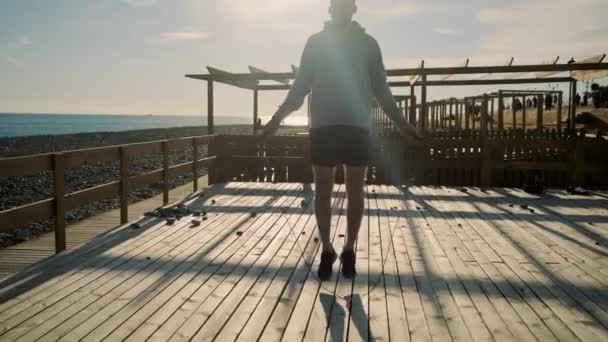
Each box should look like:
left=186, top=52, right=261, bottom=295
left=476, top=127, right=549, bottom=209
left=0, top=182, right=607, bottom=341
left=187, top=60, right=608, bottom=134
left=0, top=60, right=608, bottom=341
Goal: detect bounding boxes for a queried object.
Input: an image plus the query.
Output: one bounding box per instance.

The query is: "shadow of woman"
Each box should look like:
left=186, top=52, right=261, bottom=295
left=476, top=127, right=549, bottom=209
left=320, top=292, right=375, bottom=341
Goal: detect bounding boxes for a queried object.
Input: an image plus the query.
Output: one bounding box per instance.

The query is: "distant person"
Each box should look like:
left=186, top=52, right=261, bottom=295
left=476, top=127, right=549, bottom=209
left=545, top=94, right=553, bottom=110
left=526, top=98, right=533, bottom=108
left=583, top=93, right=589, bottom=107
left=575, top=93, right=581, bottom=107
left=262, top=0, right=421, bottom=280
left=532, top=97, right=538, bottom=108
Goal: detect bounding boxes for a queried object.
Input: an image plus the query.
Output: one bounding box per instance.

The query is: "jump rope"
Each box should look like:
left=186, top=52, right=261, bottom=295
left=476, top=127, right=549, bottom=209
left=256, top=139, right=406, bottom=301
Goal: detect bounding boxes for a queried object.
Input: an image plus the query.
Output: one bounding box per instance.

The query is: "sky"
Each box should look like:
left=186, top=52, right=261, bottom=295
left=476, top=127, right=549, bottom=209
left=1, top=0, right=607, bottom=121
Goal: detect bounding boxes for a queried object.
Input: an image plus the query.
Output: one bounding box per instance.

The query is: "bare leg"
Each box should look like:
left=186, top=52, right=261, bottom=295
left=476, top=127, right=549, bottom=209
left=344, top=165, right=367, bottom=251
left=313, top=166, right=335, bottom=252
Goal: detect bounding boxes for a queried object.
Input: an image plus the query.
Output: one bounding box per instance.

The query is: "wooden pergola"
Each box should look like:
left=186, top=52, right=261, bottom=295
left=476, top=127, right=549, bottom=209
left=186, top=58, right=608, bottom=134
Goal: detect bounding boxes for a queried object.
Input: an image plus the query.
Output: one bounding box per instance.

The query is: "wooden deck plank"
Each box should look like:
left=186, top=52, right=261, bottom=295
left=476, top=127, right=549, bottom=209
left=0, top=182, right=232, bottom=327
left=382, top=187, right=433, bottom=342
left=377, top=185, right=410, bottom=342
left=0, top=184, right=605, bottom=342
left=3, top=184, right=256, bottom=341
left=35, top=183, right=269, bottom=342
left=254, top=186, right=342, bottom=342
left=444, top=187, right=590, bottom=341
left=366, top=185, right=391, bottom=341
left=322, top=186, right=352, bottom=342
left=181, top=184, right=310, bottom=341
left=420, top=186, right=538, bottom=342
left=0, top=176, right=209, bottom=280
left=346, top=185, right=371, bottom=342
left=301, top=185, right=347, bottom=342
left=279, top=185, right=345, bottom=341
left=404, top=188, right=474, bottom=342
left=142, top=183, right=301, bottom=341
left=67, top=183, right=290, bottom=341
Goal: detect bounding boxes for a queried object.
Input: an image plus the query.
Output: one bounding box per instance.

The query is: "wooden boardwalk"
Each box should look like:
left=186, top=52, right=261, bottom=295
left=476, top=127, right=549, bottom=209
left=0, top=176, right=208, bottom=280
left=0, top=182, right=606, bottom=341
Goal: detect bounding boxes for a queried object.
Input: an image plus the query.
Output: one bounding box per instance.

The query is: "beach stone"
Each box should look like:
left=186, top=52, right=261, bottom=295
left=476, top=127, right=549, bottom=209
left=191, top=220, right=201, bottom=227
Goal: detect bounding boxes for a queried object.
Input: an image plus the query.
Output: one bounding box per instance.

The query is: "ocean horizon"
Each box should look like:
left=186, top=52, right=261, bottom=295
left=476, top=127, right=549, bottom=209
left=0, top=113, right=308, bottom=138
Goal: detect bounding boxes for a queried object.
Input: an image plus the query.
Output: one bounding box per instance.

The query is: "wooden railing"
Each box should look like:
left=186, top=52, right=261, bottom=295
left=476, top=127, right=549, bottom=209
left=214, top=130, right=608, bottom=188
left=0, top=135, right=218, bottom=253
left=2, top=131, right=607, bottom=254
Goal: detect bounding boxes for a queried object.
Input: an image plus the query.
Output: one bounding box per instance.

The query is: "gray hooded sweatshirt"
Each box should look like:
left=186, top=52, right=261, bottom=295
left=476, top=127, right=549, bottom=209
left=278, top=21, right=409, bottom=130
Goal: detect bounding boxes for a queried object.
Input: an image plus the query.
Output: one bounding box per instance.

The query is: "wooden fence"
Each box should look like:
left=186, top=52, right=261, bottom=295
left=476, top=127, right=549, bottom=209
left=213, top=130, right=608, bottom=188
left=2, top=131, right=607, bottom=254
left=0, top=135, right=217, bottom=253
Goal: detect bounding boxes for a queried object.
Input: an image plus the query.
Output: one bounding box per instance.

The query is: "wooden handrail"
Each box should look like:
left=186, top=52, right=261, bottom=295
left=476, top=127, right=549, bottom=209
left=0, top=134, right=218, bottom=252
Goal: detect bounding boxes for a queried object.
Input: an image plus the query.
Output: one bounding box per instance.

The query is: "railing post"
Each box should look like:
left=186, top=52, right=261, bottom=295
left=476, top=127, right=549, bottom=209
left=192, top=137, right=199, bottom=192
left=537, top=94, right=544, bottom=131
left=119, top=146, right=129, bottom=224
left=53, top=153, right=66, bottom=253
left=557, top=92, right=563, bottom=133
left=162, top=140, right=169, bottom=205
left=481, top=94, right=491, bottom=189
left=207, top=80, right=215, bottom=135
left=573, top=129, right=586, bottom=186
left=498, top=91, right=504, bottom=130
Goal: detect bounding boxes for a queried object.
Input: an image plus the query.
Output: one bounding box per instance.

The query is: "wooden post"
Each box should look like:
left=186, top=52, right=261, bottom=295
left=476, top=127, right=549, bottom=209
left=421, top=74, right=427, bottom=130
left=537, top=95, right=544, bottom=131
left=253, top=89, right=259, bottom=135
left=557, top=91, right=563, bottom=133
left=481, top=94, right=491, bottom=189
left=53, top=153, right=66, bottom=253
left=207, top=80, right=214, bottom=135
left=490, top=99, right=495, bottom=131
left=192, top=138, right=199, bottom=192
left=522, top=96, right=527, bottom=131
left=162, top=141, right=169, bottom=205
left=573, top=130, right=585, bottom=185
left=512, top=96, right=517, bottom=130
left=410, top=86, right=416, bottom=125
left=449, top=100, right=454, bottom=129
left=498, top=91, right=504, bottom=130
left=464, top=98, right=470, bottom=130
left=410, top=95, right=417, bottom=125
left=570, top=80, right=577, bottom=130
left=481, top=94, right=489, bottom=136
left=119, top=146, right=129, bottom=224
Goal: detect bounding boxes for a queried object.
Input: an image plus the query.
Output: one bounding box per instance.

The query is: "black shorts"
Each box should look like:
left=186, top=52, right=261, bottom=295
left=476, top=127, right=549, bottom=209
left=310, top=125, right=370, bottom=167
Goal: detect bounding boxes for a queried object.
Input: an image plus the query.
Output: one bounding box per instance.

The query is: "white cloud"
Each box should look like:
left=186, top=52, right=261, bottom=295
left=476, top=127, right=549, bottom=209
left=124, top=0, right=156, bottom=7
left=369, top=2, right=432, bottom=17
left=18, top=36, right=32, bottom=46
left=0, top=54, right=23, bottom=67
left=432, top=27, right=455, bottom=35
left=159, top=32, right=208, bottom=42
left=224, top=0, right=315, bottom=19
left=477, top=0, right=607, bottom=61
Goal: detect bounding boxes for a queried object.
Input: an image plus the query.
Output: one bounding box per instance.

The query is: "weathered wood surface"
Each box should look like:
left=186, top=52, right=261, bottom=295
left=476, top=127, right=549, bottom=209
left=0, top=176, right=208, bottom=280
left=0, top=183, right=606, bottom=341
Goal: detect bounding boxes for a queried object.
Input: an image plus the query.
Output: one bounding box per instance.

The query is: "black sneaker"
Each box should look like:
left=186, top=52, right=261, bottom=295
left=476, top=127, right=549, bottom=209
left=318, top=248, right=337, bottom=281
left=340, top=249, right=357, bottom=278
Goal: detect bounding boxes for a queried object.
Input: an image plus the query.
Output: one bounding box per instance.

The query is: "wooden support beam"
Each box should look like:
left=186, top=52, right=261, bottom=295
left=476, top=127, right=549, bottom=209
left=253, top=89, right=259, bottom=135
left=537, top=95, right=544, bottom=130
left=571, top=80, right=578, bottom=130
left=557, top=92, right=563, bottom=133
left=53, top=154, right=66, bottom=253
left=119, top=146, right=129, bottom=224
left=421, top=75, right=427, bottom=130
left=498, top=91, right=504, bottom=130
left=207, top=80, right=214, bottom=135
left=162, top=141, right=169, bottom=205
left=192, top=138, right=199, bottom=192
left=512, top=96, right=517, bottom=130
left=522, top=96, right=527, bottom=131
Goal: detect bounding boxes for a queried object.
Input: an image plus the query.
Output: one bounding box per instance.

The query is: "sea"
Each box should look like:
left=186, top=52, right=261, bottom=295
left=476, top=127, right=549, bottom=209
left=0, top=113, right=308, bottom=138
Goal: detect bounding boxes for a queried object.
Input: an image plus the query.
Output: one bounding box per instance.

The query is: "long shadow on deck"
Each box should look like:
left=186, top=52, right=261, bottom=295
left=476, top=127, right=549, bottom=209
left=0, top=184, right=606, bottom=339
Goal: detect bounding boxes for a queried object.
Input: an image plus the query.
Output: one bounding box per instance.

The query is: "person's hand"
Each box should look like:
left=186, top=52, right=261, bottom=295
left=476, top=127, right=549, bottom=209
left=400, top=123, right=424, bottom=140
left=261, top=115, right=281, bottom=138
